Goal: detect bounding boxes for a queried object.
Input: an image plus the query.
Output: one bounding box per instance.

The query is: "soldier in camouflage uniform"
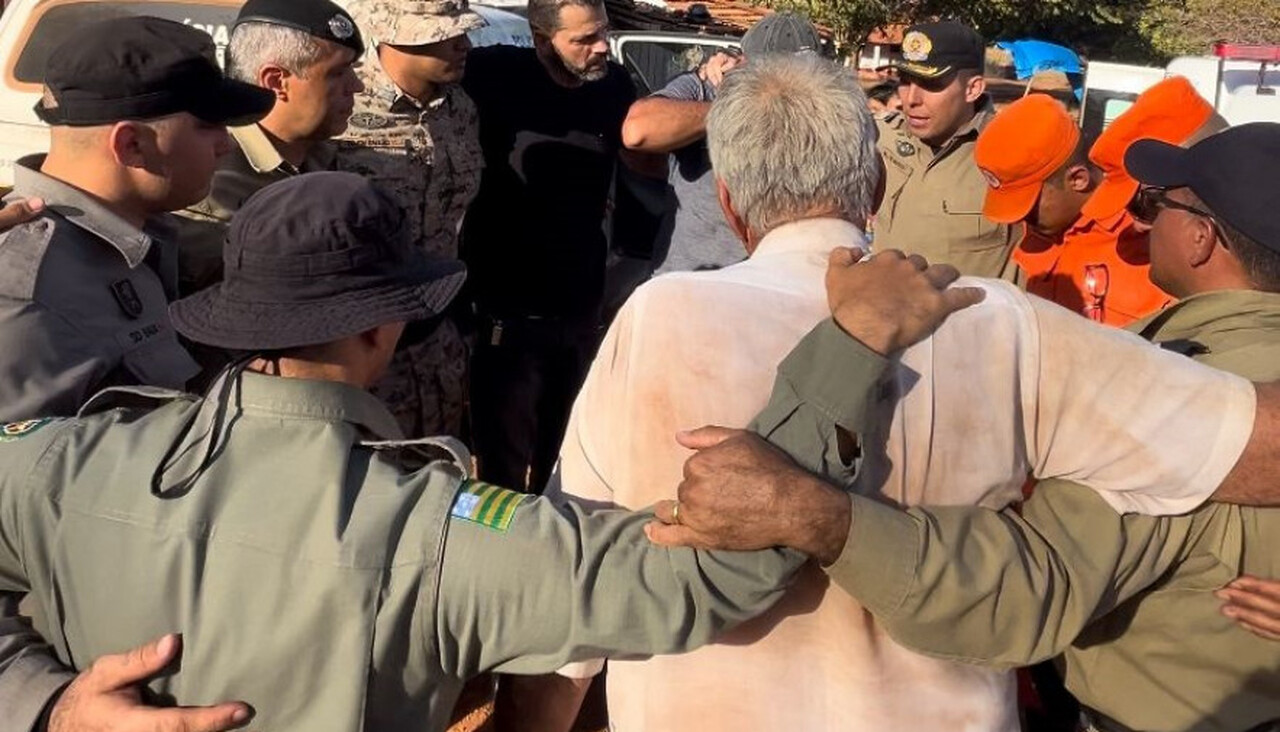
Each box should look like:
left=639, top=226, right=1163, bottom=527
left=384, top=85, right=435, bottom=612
left=335, top=0, right=487, bottom=440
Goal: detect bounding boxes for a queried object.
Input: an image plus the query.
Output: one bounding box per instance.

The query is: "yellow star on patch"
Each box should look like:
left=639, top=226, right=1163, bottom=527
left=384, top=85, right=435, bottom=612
left=902, top=31, right=933, bottom=62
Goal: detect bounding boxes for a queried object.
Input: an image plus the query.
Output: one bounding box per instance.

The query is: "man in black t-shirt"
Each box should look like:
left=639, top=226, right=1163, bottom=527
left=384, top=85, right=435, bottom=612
left=461, top=0, right=636, bottom=494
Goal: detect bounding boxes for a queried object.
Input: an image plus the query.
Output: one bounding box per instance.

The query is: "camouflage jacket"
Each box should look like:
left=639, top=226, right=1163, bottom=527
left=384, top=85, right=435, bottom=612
left=334, top=55, right=483, bottom=260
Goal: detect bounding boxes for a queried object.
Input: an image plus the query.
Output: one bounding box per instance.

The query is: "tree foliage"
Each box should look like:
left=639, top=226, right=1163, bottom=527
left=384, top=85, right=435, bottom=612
left=759, top=0, right=1280, bottom=64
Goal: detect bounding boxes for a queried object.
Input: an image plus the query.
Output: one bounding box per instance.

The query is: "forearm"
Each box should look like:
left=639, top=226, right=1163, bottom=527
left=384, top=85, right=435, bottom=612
left=0, top=596, right=74, bottom=732
left=493, top=673, right=591, bottom=732
left=1212, top=381, right=1280, bottom=506
left=824, top=481, right=1187, bottom=667
left=620, top=98, right=710, bottom=153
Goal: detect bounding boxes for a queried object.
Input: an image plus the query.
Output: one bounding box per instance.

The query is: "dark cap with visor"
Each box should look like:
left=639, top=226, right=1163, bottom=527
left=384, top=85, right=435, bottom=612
left=35, top=16, right=274, bottom=127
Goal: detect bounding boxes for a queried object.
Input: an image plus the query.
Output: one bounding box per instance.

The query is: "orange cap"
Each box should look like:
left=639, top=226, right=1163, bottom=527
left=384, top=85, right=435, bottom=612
left=974, top=94, right=1080, bottom=224
left=1081, top=76, right=1214, bottom=222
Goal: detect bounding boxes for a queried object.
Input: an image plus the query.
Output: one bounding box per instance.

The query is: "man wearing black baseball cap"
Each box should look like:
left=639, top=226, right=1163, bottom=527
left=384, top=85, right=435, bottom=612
left=874, top=20, right=1017, bottom=281
left=177, top=0, right=366, bottom=297
left=0, top=16, right=273, bottom=421
left=0, top=15, right=273, bottom=732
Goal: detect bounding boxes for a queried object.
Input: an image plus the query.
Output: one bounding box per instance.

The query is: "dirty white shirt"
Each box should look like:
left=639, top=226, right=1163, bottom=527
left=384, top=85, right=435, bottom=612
left=548, top=217, right=1255, bottom=732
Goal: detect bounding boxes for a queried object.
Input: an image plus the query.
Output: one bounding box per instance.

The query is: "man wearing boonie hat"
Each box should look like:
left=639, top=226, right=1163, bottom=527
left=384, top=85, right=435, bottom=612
left=1008, top=76, right=1226, bottom=326
left=333, top=0, right=488, bottom=443
left=0, top=16, right=273, bottom=425
left=874, top=20, right=1018, bottom=280
left=0, top=171, right=817, bottom=732
left=175, top=0, right=366, bottom=298
left=621, top=11, right=825, bottom=276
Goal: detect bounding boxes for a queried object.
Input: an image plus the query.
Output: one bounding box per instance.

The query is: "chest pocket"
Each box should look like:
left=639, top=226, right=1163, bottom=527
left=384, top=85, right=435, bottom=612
left=940, top=182, right=1005, bottom=253
left=334, top=138, right=431, bottom=249
left=114, top=322, right=200, bottom=390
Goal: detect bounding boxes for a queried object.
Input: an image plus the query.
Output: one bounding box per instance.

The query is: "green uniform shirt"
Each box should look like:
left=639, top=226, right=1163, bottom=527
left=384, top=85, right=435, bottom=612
left=0, top=345, right=887, bottom=732
left=800, top=291, right=1280, bottom=732
left=873, top=102, right=1019, bottom=281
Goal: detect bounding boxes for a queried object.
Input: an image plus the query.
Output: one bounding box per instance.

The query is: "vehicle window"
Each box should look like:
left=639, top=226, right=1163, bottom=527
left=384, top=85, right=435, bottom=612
left=13, top=2, right=237, bottom=81
left=1080, top=89, right=1139, bottom=141
left=617, top=39, right=736, bottom=95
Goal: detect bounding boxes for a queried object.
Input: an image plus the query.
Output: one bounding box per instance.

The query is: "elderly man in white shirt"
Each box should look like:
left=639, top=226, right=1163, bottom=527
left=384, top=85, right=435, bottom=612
left=514, top=54, right=1255, bottom=731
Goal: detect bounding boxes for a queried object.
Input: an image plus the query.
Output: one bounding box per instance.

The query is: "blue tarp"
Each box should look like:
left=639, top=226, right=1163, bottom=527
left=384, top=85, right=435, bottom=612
left=995, top=39, right=1085, bottom=100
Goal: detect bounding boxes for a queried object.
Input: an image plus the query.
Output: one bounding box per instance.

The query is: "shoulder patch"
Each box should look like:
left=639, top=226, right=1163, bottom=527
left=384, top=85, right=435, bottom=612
left=450, top=479, right=528, bottom=533
left=0, top=418, right=57, bottom=442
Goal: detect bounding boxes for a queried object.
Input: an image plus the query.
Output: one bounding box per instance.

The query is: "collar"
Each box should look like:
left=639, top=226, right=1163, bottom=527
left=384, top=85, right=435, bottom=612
left=753, top=217, right=868, bottom=259
left=1071, top=207, right=1131, bottom=237
left=235, top=370, right=405, bottom=440
left=231, top=123, right=289, bottom=175
left=360, top=48, right=449, bottom=114
left=12, top=156, right=154, bottom=269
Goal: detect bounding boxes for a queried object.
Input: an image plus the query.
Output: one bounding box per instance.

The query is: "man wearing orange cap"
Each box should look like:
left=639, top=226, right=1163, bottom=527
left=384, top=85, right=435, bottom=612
left=983, top=77, right=1225, bottom=327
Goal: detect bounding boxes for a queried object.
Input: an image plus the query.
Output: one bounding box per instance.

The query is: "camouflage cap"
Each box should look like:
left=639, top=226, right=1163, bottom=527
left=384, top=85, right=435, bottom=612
left=348, top=0, right=487, bottom=46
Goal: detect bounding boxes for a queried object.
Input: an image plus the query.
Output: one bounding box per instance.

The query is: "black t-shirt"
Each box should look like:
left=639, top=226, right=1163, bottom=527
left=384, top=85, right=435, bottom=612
left=461, top=45, right=636, bottom=321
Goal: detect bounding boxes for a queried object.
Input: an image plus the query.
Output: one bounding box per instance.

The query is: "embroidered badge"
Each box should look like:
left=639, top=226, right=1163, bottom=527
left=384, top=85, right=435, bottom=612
left=979, top=167, right=1002, bottom=189
left=349, top=112, right=391, bottom=130
left=110, top=279, right=144, bottom=320
left=896, top=139, right=917, bottom=158
left=901, top=31, right=933, bottom=62
left=329, top=14, right=355, bottom=40
left=450, top=480, right=527, bottom=533
left=0, top=418, right=55, bottom=442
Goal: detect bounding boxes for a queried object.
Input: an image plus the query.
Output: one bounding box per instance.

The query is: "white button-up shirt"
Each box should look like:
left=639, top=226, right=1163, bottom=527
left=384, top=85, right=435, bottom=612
left=550, top=217, right=1254, bottom=731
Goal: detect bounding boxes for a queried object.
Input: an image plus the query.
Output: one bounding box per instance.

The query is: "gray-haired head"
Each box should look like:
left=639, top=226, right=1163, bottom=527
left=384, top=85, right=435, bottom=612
left=707, top=53, right=878, bottom=238
left=226, top=22, right=328, bottom=83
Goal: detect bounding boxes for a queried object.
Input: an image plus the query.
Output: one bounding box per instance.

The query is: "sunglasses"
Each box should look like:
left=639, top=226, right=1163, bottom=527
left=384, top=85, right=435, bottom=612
left=1127, top=186, right=1218, bottom=226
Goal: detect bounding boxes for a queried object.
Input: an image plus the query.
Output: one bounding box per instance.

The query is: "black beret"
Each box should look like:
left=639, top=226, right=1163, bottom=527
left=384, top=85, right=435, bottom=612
left=234, top=0, right=365, bottom=56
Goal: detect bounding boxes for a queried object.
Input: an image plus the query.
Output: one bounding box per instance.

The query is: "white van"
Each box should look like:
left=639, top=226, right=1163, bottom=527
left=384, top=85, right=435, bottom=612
left=1081, top=44, right=1280, bottom=139
left=0, top=0, right=533, bottom=188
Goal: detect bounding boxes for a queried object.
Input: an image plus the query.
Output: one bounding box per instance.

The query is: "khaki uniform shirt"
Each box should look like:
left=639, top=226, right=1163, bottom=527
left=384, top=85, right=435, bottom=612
left=873, top=102, right=1018, bottom=280
left=175, top=125, right=336, bottom=297
left=817, top=290, right=1280, bottom=732
left=0, top=161, right=198, bottom=422
left=0, top=356, right=883, bottom=732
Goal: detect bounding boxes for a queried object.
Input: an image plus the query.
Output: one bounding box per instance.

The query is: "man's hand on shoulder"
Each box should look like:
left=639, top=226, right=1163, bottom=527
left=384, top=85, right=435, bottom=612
left=0, top=197, right=45, bottom=231
left=826, top=248, right=985, bottom=356
left=49, top=634, right=252, bottom=732
left=698, top=51, right=744, bottom=90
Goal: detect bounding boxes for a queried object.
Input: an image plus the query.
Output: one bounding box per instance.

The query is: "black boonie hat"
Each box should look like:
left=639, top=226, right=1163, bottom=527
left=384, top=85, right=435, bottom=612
left=170, top=172, right=467, bottom=351
left=1125, top=122, right=1280, bottom=254
left=896, top=21, right=985, bottom=80
left=35, top=16, right=274, bottom=127
left=235, top=0, right=366, bottom=57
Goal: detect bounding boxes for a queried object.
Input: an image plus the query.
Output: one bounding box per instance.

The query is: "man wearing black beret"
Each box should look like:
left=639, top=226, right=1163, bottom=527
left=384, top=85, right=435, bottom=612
left=176, top=0, right=365, bottom=298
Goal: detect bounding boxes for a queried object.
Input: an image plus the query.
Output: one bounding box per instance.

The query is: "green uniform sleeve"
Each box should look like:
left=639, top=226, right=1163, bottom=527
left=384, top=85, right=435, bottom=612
left=434, top=500, right=801, bottom=679
left=436, top=320, right=894, bottom=680
left=0, top=418, right=76, bottom=732
left=749, top=319, right=890, bottom=476
left=826, top=479, right=1196, bottom=668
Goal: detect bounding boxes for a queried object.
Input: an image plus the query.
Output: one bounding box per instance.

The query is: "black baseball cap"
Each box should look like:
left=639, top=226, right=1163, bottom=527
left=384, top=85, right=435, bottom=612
left=235, top=0, right=365, bottom=57
left=741, top=12, right=822, bottom=56
left=896, top=21, right=985, bottom=80
left=35, top=16, right=274, bottom=128
left=1125, top=122, right=1280, bottom=253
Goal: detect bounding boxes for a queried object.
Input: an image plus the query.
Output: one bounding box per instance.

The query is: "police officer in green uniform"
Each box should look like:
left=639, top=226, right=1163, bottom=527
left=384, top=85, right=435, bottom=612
left=873, top=21, right=1018, bottom=280
left=653, top=125, right=1280, bottom=732
left=0, top=171, right=972, bottom=732
left=175, top=0, right=365, bottom=298
left=0, top=17, right=274, bottom=422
